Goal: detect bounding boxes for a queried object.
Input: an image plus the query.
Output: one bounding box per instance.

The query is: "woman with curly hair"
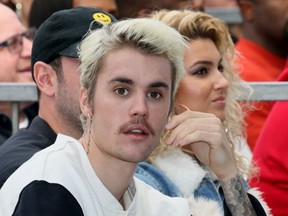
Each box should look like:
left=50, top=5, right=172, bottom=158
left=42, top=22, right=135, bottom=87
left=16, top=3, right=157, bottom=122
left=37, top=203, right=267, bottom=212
left=135, top=10, right=271, bottom=216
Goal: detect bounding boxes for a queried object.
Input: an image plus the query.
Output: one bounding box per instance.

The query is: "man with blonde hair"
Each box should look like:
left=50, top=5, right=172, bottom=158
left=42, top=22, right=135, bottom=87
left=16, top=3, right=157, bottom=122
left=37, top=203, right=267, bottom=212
left=0, top=17, right=191, bottom=215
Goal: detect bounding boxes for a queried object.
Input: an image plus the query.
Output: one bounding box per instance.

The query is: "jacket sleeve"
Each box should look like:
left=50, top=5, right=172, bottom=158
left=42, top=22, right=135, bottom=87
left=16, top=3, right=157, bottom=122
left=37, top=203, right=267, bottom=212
left=12, top=180, right=84, bottom=216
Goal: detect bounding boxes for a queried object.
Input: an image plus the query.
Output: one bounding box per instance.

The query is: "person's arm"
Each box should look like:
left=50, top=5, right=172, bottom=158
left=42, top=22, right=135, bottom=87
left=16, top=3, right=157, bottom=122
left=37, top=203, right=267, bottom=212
left=13, top=180, right=84, bottom=216
left=221, top=174, right=256, bottom=215
left=166, top=110, right=265, bottom=215
left=221, top=176, right=267, bottom=216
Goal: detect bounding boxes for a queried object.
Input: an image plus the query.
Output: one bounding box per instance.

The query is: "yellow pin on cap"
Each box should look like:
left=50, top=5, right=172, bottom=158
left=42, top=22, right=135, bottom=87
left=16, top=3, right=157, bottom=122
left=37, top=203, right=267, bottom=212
left=93, top=13, right=112, bottom=25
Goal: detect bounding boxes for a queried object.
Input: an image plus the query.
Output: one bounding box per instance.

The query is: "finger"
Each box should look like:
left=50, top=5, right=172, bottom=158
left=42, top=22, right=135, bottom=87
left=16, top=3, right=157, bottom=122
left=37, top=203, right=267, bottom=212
left=166, top=119, right=219, bottom=145
left=180, top=132, right=232, bottom=169
left=166, top=110, right=216, bottom=130
left=167, top=118, right=223, bottom=146
left=178, top=130, right=223, bottom=149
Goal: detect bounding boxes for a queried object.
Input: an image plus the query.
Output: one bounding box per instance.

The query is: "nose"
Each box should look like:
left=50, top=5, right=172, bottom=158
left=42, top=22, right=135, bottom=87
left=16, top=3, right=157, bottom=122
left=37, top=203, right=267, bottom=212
left=20, top=37, right=32, bottom=58
left=213, top=71, right=229, bottom=91
left=129, top=94, right=149, bottom=118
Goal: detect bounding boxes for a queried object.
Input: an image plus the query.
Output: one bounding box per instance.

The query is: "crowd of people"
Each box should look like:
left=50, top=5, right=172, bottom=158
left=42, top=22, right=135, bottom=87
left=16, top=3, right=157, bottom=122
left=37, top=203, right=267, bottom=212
left=0, top=0, right=287, bottom=215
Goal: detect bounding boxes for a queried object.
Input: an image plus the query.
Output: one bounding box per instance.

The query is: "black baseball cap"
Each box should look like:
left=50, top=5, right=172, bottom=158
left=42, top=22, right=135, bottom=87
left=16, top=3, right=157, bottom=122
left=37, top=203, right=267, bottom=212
left=31, top=6, right=117, bottom=79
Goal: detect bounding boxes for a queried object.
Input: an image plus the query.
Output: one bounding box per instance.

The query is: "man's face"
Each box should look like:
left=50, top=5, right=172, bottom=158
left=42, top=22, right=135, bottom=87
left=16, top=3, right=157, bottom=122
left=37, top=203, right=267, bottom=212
left=252, top=0, right=288, bottom=42
left=87, top=47, right=172, bottom=163
left=0, top=5, right=33, bottom=83
left=55, top=57, right=82, bottom=134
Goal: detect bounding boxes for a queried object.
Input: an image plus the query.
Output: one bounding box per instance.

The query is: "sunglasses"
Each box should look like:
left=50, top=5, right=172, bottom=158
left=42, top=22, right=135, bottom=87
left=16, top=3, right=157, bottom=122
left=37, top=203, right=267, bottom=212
left=0, top=28, right=36, bottom=54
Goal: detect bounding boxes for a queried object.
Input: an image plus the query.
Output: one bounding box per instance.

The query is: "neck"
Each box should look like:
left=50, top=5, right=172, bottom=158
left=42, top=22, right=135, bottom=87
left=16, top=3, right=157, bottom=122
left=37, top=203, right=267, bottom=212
left=38, top=101, right=83, bottom=139
left=82, top=138, right=136, bottom=202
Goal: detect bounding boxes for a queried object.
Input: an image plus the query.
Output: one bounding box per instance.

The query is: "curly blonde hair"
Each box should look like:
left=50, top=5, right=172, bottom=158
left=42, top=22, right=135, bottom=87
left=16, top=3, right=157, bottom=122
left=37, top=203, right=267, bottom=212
left=148, top=10, right=255, bottom=177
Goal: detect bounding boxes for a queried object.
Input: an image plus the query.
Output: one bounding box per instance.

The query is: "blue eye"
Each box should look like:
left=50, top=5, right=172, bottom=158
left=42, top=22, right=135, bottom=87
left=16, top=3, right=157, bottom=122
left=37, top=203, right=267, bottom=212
left=115, top=88, right=129, bottom=96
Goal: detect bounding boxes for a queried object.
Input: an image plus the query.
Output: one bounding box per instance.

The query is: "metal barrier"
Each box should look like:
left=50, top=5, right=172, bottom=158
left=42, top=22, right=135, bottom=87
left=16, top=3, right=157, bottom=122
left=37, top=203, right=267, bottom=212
left=205, top=7, right=243, bottom=24
left=0, top=82, right=288, bottom=134
left=0, top=83, right=38, bottom=134
left=238, top=82, right=288, bottom=101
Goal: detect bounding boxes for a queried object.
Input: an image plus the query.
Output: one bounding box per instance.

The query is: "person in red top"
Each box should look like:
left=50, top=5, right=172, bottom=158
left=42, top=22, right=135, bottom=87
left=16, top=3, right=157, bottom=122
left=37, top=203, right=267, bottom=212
left=236, top=0, right=288, bottom=150
left=249, top=60, right=288, bottom=216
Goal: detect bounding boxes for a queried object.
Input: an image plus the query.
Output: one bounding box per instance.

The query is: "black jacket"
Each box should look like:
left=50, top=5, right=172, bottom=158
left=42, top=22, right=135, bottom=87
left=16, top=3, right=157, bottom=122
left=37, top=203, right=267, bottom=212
left=0, top=116, right=56, bottom=188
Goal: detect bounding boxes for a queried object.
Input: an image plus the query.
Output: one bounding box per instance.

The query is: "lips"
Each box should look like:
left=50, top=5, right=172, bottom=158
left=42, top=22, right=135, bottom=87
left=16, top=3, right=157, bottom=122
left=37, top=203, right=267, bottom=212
left=119, top=117, right=156, bottom=137
left=18, top=66, right=31, bottom=73
left=212, top=96, right=225, bottom=102
left=123, top=125, right=149, bottom=136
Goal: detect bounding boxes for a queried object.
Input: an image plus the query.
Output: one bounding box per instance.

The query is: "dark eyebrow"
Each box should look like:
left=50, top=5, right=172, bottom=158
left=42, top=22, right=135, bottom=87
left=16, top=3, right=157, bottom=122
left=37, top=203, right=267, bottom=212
left=109, top=77, right=169, bottom=89
left=109, top=77, right=134, bottom=85
left=149, top=81, right=169, bottom=89
left=193, top=60, right=213, bottom=66
left=189, top=58, right=223, bottom=68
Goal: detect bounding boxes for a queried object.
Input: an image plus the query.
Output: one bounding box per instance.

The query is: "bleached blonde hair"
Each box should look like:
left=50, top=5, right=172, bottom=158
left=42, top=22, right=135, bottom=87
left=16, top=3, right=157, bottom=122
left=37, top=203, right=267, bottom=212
left=79, top=18, right=187, bottom=125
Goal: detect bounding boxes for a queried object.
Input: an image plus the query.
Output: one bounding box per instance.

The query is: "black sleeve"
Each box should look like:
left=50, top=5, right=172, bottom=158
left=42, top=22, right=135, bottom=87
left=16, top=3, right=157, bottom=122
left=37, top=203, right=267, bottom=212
left=12, top=180, right=84, bottom=216
left=223, top=193, right=267, bottom=216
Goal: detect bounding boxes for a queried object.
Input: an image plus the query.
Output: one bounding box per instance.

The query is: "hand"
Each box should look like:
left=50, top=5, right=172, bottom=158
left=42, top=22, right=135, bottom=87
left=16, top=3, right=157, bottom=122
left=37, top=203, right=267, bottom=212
left=165, top=110, right=238, bottom=180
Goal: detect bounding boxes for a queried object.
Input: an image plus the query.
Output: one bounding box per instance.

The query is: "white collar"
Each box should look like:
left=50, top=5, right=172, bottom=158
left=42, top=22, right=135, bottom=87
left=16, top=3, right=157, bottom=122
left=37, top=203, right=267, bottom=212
left=152, top=148, right=208, bottom=197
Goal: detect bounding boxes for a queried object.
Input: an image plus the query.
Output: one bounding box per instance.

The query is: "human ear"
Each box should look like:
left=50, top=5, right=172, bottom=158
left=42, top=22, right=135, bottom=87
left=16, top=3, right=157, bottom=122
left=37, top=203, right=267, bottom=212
left=33, top=62, right=56, bottom=97
left=79, top=87, right=92, bottom=118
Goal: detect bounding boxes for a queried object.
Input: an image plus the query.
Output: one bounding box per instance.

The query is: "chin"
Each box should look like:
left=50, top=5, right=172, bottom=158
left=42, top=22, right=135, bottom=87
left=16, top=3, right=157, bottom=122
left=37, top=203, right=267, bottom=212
left=212, top=111, right=226, bottom=122
left=218, top=114, right=226, bottom=122
left=122, top=155, right=148, bottom=164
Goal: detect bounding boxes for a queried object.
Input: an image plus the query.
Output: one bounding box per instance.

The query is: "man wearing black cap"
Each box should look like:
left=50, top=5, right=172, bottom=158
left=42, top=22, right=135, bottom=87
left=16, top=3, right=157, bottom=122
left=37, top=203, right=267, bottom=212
left=0, top=6, right=117, bottom=188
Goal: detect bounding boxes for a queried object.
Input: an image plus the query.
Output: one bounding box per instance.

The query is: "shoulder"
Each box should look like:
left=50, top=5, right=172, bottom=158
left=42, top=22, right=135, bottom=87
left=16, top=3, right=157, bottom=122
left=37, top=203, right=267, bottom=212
left=1, top=134, right=84, bottom=193
left=18, top=134, right=83, bottom=177
left=1, top=180, right=84, bottom=216
left=0, top=135, right=87, bottom=215
left=0, top=116, right=56, bottom=151
left=0, top=117, right=57, bottom=188
left=253, top=101, right=288, bottom=157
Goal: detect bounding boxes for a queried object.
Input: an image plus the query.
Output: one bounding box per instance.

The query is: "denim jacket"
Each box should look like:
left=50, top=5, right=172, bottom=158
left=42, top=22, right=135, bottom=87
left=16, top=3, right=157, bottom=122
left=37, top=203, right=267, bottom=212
left=135, top=148, right=270, bottom=216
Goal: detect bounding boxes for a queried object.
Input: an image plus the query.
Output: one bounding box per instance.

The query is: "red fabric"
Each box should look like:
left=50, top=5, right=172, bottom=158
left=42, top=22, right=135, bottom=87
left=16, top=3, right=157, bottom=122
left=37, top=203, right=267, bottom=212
left=236, top=37, right=286, bottom=150
left=250, top=62, right=288, bottom=216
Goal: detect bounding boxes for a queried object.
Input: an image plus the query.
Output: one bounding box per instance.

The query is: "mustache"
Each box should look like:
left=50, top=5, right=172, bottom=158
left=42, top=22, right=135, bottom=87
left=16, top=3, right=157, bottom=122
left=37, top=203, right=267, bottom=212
left=118, top=117, right=156, bottom=136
